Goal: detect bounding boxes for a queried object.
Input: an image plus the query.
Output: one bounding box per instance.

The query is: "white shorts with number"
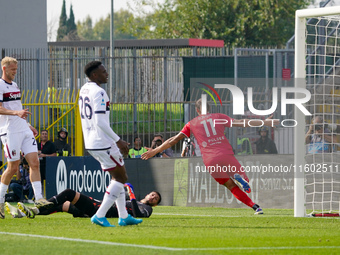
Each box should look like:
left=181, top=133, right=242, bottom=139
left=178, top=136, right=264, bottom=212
left=1, top=130, right=38, bottom=162
left=88, top=144, right=124, bottom=171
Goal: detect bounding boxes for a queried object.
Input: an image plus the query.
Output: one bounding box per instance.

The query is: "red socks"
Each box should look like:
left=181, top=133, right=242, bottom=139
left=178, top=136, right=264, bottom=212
left=230, top=186, right=255, bottom=208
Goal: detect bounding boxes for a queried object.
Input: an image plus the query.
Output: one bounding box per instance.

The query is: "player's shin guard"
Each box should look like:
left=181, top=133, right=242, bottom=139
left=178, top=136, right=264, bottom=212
left=230, top=186, right=255, bottom=208
left=96, top=180, right=124, bottom=218
left=115, top=190, right=128, bottom=219
left=0, top=183, right=9, bottom=204
left=31, top=181, right=44, bottom=201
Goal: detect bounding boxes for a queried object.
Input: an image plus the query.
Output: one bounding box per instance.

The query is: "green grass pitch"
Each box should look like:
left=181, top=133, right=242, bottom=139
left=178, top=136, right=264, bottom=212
left=1, top=205, right=339, bottom=255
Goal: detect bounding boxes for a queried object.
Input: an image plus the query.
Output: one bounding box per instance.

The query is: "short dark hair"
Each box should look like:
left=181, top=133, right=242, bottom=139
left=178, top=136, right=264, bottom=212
left=41, top=129, right=48, bottom=133
left=134, top=137, right=140, bottom=142
left=153, top=191, right=162, bottom=205
left=84, top=61, right=102, bottom=78
left=154, top=134, right=163, bottom=139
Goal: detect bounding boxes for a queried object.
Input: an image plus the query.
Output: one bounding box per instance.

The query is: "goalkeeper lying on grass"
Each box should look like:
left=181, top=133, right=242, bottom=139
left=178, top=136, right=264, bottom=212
left=5, top=183, right=161, bottom=219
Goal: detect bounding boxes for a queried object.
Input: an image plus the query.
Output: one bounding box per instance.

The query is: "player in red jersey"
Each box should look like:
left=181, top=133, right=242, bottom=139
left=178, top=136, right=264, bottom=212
left=142, top=99, right=279, bottom=214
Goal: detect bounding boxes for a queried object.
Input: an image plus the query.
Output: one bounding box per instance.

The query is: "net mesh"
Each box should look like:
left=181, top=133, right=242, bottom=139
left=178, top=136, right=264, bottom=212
left=304, top=15, right=340, bottom=216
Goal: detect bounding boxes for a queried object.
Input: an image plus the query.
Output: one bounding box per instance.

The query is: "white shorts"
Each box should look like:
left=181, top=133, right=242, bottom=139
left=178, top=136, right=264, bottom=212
left=88, top=145, right=124, bottom=171
left=1, top=130, right=38, bottom=162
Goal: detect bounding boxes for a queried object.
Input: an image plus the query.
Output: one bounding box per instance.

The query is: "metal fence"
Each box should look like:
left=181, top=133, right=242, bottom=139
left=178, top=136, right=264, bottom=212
left=1, top=43, right=297, bottom=166
left=234, top=48, right=296, bottom=154
left=0, top=89, right=80, bottom=171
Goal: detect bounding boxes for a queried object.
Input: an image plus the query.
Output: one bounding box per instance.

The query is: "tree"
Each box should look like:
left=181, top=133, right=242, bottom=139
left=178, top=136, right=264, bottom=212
left=93, top=14, right=111, bottom=40
left=92, top=10, right=136, bottom=40
left=56, top=0, right=67, bottom=41
left=128, top=0, right=312, bottom=47
left=65, top=4, right=79, bottom=40
left=114, top=10, right=136, bottom=39
left=56, top=1, right=79, bottom=41
left=77, top=16, right=94, bottom=41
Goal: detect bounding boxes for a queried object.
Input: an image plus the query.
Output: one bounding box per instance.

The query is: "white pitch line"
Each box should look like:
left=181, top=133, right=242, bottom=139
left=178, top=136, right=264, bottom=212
left=154, top=213, right=243, bottom=217
left=0, top=232, right=339, bottom=251
left=153, top=213, right=290, bottom=217
left=153, top=213, right=340, bottom=219
left=0, top=232, right=179, bottom=251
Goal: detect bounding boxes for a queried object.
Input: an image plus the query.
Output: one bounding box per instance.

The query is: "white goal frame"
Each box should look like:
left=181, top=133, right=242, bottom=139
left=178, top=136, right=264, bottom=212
left=294, top=6, right=340, bottom=217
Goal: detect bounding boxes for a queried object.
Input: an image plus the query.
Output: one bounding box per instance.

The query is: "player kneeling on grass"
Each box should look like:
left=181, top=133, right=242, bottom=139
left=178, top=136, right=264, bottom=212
left=5, top=183, right=161, bottom=220
left=142, top=99, right=280, bottom=215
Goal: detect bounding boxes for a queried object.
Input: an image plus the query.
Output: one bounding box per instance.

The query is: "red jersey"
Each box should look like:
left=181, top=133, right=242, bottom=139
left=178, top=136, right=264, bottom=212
left=180, top=113, right=234, bottom=164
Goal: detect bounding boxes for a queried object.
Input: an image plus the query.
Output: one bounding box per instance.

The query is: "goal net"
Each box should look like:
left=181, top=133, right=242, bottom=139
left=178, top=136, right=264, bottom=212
left=295, top=7, right=340, bottom=217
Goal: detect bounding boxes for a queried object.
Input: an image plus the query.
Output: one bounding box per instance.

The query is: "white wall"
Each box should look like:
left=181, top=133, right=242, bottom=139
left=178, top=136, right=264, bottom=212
left=0, top=0, right=47, bottom=48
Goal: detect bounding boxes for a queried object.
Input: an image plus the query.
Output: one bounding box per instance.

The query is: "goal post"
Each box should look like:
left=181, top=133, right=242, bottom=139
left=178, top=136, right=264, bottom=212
left=295, top=6, right=340, bottom=217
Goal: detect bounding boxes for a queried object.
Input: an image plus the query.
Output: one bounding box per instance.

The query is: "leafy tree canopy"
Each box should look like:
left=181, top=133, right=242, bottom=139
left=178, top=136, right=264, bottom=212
left=126, top=0, right=312, bottom=47
left=77, top=10, right=136, bottom=40
left=61, top=0, right=313, bottom=46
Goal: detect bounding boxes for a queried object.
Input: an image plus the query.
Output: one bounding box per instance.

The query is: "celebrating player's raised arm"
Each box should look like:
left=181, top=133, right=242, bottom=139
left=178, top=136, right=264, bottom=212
left=141, top=133, right=186, bottom=160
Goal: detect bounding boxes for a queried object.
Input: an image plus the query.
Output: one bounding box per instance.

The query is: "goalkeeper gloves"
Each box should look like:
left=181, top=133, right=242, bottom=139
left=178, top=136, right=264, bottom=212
left=124, top=183, right=136, bottom=200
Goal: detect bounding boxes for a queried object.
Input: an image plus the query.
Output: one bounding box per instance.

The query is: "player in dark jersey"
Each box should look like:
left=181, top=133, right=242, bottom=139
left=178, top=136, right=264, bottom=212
left=142, top=99, right=279, bottom=214
left=7, top=184, right=161, bottom=219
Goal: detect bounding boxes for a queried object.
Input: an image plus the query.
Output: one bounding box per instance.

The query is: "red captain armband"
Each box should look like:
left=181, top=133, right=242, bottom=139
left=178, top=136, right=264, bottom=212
left=124, top=183, right=136, bottom=200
